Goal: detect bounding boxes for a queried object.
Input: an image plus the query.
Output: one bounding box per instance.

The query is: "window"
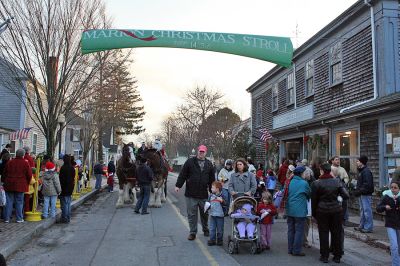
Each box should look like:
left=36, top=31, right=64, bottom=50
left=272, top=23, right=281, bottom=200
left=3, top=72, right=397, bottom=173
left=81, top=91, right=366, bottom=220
left=384, top=121, right=400, bottom=185
left=335, top=129, right=359, bottom=179
left=287, top=72, right=294, bottom=105
left=330, top=42, right=342, bottom=85
left=272, top=84, right=278, bottom=111
left=70, top=128, right=80, bottom=142
left=305, top=59, right=314, bottom=96
left=32, top=133, right=37, bottom=154
left=255, top=98, right=263, bottom=127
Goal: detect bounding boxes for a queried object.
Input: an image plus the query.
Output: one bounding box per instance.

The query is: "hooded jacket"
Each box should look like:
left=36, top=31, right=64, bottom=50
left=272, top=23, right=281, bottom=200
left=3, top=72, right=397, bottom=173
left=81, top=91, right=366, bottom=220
left=376, top=191, right=400, bottom=230
left=41, top=171, right=62, bottom=196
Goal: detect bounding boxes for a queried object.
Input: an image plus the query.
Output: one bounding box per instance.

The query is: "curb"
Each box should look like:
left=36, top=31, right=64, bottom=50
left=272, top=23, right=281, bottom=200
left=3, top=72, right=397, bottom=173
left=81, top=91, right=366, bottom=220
left=1, top=184, right=107, bottom=259
left=343, top=228, right=390, bottom=252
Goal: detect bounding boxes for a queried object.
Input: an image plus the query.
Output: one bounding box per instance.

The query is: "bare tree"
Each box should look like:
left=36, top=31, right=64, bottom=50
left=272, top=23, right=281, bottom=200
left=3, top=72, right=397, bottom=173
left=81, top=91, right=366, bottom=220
left=0, top=0, right=106, bottom=158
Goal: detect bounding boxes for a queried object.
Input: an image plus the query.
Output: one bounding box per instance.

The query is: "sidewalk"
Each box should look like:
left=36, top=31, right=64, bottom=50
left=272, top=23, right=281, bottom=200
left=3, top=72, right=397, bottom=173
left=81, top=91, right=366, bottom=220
left=343, top=212, right=390, bottom=251
left=0, top=178, right=107, bottom=259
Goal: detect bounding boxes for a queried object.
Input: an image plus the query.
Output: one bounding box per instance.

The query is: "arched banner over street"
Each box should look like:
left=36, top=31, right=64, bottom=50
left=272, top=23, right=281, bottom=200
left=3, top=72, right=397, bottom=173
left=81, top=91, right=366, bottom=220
left=81, top=29, right=293, bottom=67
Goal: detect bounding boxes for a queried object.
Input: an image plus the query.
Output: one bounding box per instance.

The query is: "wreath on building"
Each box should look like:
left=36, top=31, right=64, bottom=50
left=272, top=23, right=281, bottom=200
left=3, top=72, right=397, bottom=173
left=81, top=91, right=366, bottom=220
left=304, top=134, right=329, bottom=150
left=265, top=139, right=279, bottom=154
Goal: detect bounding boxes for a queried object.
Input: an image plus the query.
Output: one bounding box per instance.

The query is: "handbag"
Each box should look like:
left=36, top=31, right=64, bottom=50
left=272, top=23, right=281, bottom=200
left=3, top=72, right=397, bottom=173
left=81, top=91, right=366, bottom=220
left=0, top=185, right=6, bottom=206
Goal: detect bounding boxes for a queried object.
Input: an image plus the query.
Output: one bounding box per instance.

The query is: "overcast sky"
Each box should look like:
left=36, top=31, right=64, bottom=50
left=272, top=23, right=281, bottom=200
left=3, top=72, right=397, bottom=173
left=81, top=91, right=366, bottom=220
left=104, top=0, right=358, bottom=144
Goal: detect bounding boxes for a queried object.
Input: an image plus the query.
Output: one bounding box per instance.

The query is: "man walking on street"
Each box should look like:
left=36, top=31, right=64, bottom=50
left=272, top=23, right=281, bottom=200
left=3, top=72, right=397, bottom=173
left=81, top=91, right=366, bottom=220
left=352, top=155, right=374, bottom=233
left=175, top=145, right=215, bottom=240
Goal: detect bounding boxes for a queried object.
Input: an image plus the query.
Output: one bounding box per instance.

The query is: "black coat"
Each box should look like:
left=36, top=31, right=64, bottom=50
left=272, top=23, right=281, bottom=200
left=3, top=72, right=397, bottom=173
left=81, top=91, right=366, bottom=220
left=108, top=161, right=116, bottom=174
left=355, top=166, right=374, bottom=196
left=376, top=194, right=400, bottom=230
left=311, top=174, right=349, bottom=217
left=59, top=164, right=75, bottom=196
left=176, top=157, right=215, bottom=199
left=136, top=164, right=153, bottom=185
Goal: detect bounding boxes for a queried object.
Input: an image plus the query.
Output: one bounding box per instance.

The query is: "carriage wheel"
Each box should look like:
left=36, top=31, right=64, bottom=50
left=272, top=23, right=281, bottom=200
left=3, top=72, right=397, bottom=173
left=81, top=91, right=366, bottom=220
left=228, top=241, right=236, bottom=254
left=250, top=242, right=258, bottom=255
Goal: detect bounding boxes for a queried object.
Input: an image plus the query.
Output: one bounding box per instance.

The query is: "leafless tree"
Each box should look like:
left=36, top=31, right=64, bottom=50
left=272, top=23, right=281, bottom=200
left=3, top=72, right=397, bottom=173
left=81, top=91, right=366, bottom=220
left=0, top=0, right=107, bottom=158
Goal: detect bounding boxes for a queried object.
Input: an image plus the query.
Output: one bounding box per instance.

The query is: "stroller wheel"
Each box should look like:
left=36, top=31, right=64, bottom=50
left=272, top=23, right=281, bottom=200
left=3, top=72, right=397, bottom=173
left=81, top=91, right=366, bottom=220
left=250, top=242, right=258, bottom=255
left=228, top=240, right=236, bottom=254
left=256, top=241, right=262, bottom=253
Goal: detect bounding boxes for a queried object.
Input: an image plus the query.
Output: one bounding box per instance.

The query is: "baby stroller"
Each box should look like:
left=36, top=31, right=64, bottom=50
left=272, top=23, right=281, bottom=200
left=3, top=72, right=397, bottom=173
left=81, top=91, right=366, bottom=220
left=227, top=195, right=261, bottom=254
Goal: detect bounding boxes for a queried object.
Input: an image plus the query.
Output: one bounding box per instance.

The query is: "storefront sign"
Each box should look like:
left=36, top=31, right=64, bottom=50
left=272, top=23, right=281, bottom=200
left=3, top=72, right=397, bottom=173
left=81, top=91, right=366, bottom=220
left=273, top=104, right=314, bottom=129
left=81, top=29, right=293, bottom=67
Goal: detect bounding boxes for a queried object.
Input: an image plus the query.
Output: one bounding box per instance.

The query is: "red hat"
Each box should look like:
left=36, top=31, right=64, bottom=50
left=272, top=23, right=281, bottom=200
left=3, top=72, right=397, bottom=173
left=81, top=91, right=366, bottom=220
left=198, top=145, right=207, bottom=152
left=45, top=161, right=56, bottom=171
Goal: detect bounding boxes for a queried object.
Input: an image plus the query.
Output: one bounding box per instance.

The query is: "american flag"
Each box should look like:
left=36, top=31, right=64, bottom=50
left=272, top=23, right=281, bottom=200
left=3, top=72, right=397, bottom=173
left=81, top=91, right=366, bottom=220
left=259, top=128, right=272, bottom=142
left=9, top=127, right=33, bottom=141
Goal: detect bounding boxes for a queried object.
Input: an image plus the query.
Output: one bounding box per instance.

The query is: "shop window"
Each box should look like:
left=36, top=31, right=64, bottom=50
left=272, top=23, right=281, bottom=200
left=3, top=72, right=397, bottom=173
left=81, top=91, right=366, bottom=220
left=305, top=134, right=328, bottom=165
left=384, top=121, right=400, bottom=184
left=335, top=130, right=359, bottom=179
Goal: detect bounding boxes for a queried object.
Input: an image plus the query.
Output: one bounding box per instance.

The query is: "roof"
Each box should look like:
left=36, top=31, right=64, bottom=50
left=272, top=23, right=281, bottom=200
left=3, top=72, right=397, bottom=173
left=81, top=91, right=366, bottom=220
left=247, top=0, right=367, bottom=93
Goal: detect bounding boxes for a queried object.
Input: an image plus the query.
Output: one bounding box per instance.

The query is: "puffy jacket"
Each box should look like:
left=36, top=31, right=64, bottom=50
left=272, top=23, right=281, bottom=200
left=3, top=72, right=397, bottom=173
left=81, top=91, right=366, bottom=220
left=257, top=202, right=277, bottom=224
left=59, top=164, right=75, bottom=196
left=3, top=157, right=32, bottom=193
left=376, top=193, right=400, bottom=230
left=137, top=163, right=153, bottom=185
left=41, top=171, right=61, bottom=196
left=355, top=166, right=374, bottom=196
left=217, top=167, right=234, bottom=190
left=108, top=161, right=116, bottom=174
left=286, top=175, right=310, bottom=217
left=93, top=163, right=105, bottom=175
left=176, top=157, right=215, bottom=199
left=311, top=173, right=349, bottom=217
left=228, top=171, right=257, bottom=196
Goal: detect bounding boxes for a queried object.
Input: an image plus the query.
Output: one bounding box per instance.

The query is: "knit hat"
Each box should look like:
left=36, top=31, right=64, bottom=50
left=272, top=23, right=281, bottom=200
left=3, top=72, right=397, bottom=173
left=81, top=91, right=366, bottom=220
left=293, top=166, right=306, bottom=174
left=358, top=155, right=368, bottom=165
left=45, top=161, right=56, bottom=171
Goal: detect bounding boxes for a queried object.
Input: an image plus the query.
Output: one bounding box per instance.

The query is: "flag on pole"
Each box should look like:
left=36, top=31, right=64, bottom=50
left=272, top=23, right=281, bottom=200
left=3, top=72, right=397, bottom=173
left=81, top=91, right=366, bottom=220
left=9, top=127, right=33, bottom=141
left=259, top=128, right=272, bottom=142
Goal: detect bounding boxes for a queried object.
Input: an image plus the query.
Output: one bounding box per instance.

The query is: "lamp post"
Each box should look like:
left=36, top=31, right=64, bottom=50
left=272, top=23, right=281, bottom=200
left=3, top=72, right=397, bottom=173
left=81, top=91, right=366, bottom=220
left=58, top=114, right=65, bottom=159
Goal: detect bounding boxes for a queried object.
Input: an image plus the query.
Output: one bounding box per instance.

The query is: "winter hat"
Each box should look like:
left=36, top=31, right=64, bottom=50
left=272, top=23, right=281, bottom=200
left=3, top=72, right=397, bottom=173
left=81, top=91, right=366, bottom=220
left=45, top=161, right=56, bottom=171
left=241, top=203, right=253, bottom=213
left=358, top=155, right=368, bottom=165
left=293, top=166, right=306, bottom=175
left=288, top=165, right=295, bottom=172
left=301, top=159, right=308, bottom=165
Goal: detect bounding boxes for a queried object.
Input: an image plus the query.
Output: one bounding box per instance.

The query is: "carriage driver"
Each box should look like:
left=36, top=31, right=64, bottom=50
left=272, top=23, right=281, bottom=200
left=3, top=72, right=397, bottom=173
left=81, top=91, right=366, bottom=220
left=175, top=145, right=215, bottom=241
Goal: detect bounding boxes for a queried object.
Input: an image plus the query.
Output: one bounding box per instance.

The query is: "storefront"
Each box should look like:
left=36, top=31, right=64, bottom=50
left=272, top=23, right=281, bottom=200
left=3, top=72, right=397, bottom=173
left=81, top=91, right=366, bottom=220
left=381, top=115, right=400, bottom=186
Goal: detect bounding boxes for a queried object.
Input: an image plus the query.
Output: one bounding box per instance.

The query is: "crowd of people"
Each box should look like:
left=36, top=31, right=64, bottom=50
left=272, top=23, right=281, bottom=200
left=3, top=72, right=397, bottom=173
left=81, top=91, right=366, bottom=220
left=175, top=145, right=400, bottom=265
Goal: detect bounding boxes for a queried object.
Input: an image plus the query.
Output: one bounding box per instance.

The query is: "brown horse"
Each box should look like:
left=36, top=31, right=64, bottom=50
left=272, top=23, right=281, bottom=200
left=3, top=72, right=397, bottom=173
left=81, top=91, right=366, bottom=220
left=116, top=144, right=137, bottom=208
left=142, top=148, right=169, bottom=207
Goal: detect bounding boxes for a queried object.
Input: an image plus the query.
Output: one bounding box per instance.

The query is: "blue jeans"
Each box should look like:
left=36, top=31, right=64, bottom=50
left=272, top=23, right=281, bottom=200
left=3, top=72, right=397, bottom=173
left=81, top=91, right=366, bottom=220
left=60, top=196, right=72, bottom=222
left=43, top=195, right=57, bottom=218
left=287, top=216, right=306, bottom=254
left=209, top=216, right=224, bottom=241
left=95, top=174, right=102, bottom=189
left=5, top=192, right=24, bottom=221
left=387, top=227, right=400, bottom=266
left=359, top=195, right=373, bottom=231
left=135, top=185, right=150, bottom=214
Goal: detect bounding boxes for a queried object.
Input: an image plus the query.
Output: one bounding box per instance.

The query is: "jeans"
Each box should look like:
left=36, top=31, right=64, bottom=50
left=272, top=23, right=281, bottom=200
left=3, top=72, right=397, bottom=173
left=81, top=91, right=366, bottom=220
left=95, top=174, right=102, bottom=189
left=108, top=185, right=114, bottom=192
left=60, top=196, right=72, bottom=222
left=387, top=227, right=400, bottom=266
left=303, top=217, right=311, bottom=245
left=185, top=197, right=209, bottom=235
left=287, top=216, right=306, bottom=255
left=359, top=195, right=373, bottom=231
left=209, top=216, right=224, bottom=242
left=5, top=192, right=24, bottom=221
left=135, top=185, right=150, bottom=214
left=317, top=211, right=343, bottom=259
left=42, top=195, right=57, bottom=218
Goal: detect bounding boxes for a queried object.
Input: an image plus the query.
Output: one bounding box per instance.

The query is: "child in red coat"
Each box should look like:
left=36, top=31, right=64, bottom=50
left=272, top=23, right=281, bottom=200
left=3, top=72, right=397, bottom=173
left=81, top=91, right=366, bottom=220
left=257, top=191, right=277, bottom=250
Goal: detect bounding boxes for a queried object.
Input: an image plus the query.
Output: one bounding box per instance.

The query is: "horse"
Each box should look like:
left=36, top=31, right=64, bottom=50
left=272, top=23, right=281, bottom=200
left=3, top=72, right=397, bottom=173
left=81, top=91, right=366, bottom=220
left=142, top=148, right=169, bottom=207
left=115, top=144, right=137, bottom=208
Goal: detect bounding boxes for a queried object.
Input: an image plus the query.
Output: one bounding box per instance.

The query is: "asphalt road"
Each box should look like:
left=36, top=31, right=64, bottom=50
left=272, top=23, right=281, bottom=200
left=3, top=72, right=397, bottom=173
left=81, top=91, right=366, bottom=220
left=7, top=173, right=391, bottom=266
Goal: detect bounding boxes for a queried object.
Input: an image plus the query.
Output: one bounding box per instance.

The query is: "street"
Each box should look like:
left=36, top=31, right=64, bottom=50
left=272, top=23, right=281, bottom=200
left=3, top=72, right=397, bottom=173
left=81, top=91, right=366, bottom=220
left=7, top=173, right=391, bottom=266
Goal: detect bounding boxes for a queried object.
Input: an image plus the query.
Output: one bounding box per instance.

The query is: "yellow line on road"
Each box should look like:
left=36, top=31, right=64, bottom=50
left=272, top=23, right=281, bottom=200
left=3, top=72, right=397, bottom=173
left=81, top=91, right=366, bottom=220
left=167, top=197, right=219, bottom=266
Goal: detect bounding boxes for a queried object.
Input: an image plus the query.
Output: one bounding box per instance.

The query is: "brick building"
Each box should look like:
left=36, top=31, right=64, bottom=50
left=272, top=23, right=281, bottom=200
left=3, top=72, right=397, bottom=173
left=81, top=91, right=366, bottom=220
left=247, top=0, right=400, bottom=199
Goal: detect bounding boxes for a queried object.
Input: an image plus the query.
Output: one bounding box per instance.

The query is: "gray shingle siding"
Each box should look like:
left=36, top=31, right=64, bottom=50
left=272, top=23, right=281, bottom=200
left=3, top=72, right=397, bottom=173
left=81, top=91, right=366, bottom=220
left=0, top=59, right=24, bottom=130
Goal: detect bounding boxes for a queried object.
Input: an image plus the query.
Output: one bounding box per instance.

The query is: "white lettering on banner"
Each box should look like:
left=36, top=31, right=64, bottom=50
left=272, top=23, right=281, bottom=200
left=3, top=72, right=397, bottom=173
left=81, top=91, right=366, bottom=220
left=273, top=104, right=314, bottom=129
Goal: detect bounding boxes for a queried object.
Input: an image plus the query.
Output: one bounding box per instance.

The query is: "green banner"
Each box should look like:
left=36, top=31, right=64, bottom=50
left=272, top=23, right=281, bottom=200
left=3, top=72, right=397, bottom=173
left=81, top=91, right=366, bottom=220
left=81, top=29, right=293, bottom=67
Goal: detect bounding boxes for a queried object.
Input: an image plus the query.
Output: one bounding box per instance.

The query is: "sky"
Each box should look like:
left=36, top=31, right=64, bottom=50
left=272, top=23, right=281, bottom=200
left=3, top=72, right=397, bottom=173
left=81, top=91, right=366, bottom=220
left=104, top=0, right=358, bottom=144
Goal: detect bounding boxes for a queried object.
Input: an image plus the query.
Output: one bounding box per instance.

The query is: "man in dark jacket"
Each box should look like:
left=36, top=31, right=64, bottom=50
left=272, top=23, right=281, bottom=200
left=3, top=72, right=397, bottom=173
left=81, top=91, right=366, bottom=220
left=175, top=145, right=215, bottom=240
left=93, top=160, right=105, bottom=190
left=59, top=155, right=75, bottom=223
left=353, top=155, right=374, bottom=233
left=0, top=143, right=11, bottom=159
left=134, top=156, right=154, bottom=215
left=3, top=148, right=32, bottom=223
